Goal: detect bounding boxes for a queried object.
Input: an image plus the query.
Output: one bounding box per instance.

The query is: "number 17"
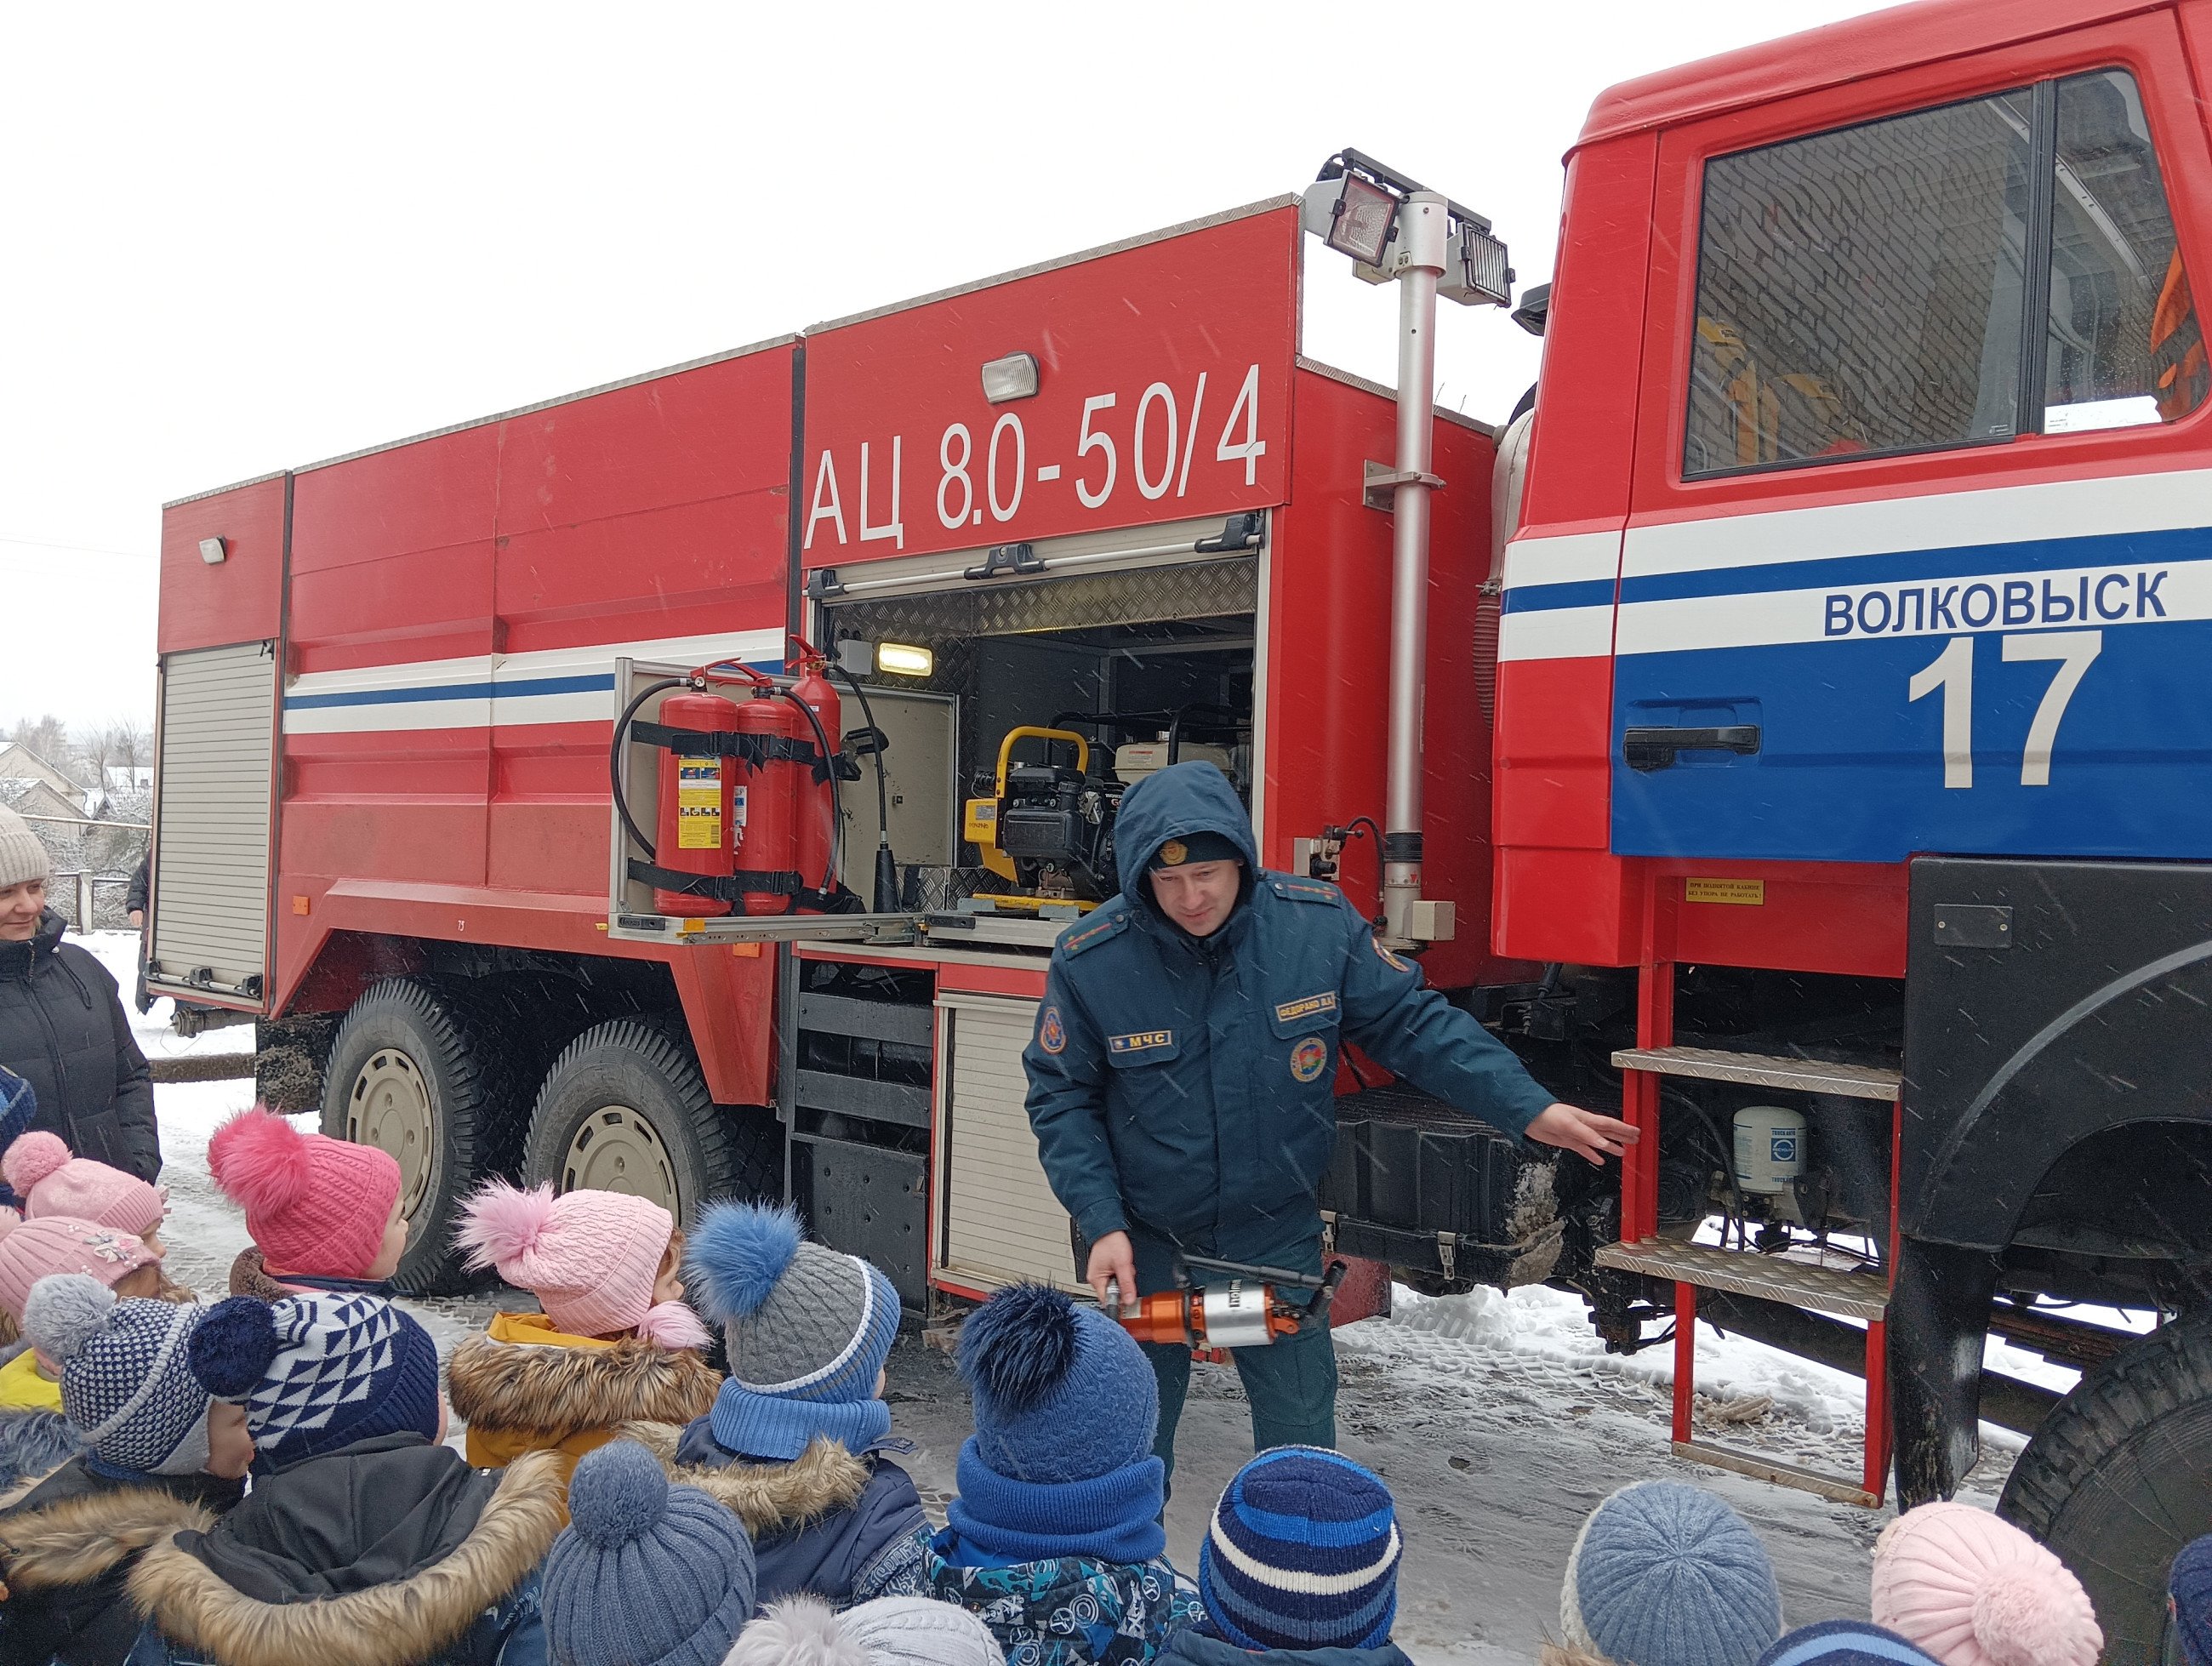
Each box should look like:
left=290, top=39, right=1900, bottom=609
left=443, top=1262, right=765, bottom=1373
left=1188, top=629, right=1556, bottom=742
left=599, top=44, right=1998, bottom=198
left=1907, top=630, right=2102, bottom=790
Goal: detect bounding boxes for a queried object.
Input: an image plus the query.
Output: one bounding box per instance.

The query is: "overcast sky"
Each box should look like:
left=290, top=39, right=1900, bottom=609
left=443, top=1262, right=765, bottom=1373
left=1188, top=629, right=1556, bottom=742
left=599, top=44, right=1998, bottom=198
left=0, top=0, right=1891, bottom=732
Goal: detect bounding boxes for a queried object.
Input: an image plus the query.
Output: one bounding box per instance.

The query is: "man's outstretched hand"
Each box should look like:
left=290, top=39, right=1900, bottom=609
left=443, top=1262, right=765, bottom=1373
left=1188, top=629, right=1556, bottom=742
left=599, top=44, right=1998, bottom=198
left=1086, top=1230, right=1137, bottom=1309
left=1525, top=1102, right=1639, bottom=1166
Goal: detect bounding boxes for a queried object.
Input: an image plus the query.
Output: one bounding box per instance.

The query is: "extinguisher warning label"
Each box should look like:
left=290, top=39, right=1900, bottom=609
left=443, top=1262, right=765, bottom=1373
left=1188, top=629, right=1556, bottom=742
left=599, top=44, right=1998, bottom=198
left=676, top=757, right=723, bottom=850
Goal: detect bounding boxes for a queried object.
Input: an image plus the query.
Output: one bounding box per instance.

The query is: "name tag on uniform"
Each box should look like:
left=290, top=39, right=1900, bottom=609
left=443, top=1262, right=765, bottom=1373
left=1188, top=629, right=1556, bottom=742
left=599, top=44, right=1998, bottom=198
left=1274, top=992, right=1337, bottom=1024
left=1109, top=1030, right=1175, bottom=1055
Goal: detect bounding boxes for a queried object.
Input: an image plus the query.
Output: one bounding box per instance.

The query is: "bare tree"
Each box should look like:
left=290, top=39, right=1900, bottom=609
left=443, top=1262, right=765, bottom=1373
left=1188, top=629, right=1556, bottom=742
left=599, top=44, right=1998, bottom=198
left=73, top=719, right=154, bottom=796
left=8, top=715, right=72, bottom=774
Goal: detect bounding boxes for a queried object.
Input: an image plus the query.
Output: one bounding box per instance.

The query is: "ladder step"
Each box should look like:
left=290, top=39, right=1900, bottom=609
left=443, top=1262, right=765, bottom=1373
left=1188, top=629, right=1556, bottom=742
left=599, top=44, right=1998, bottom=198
left=1595, top=1238, right=1890, bottom=1321
left=1611, top=1045, right=1901, bottom=1100
left=1672, top=1439, right=1882, bottom=1508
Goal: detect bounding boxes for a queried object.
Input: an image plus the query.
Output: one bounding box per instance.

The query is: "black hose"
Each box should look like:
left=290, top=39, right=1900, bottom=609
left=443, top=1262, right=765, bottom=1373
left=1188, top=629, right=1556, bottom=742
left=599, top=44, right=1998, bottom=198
left=610, top=677, right=683, bottom=863
left=830, top=661, right=899, bottom=910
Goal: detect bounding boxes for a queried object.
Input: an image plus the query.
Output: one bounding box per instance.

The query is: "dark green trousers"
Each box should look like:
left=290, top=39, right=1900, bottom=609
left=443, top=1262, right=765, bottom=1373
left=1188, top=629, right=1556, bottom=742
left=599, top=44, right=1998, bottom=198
left=1141, top=1320, right=1338, bottom=1488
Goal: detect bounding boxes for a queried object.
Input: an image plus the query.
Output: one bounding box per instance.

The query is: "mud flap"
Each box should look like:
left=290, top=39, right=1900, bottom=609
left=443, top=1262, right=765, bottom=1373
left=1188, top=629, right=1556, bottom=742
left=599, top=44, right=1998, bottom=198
left=1890, top=1234, right=1999, bottom=1505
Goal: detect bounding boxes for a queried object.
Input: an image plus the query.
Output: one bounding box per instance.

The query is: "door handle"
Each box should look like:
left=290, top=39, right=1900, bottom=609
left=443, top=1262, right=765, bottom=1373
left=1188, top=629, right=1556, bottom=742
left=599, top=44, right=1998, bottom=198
left=1622, top=724, right=1762, bottom=772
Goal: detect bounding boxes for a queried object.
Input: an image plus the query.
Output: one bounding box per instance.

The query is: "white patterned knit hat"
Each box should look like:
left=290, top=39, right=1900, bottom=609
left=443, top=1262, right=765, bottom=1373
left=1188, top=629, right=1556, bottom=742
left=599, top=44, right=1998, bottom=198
left=22, top=1275, right=214, bottom=1475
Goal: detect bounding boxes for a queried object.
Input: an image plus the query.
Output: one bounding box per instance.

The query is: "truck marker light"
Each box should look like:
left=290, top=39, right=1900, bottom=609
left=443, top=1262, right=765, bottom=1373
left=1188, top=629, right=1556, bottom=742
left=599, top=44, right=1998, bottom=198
left=981, top=351, right=1040, bottom=404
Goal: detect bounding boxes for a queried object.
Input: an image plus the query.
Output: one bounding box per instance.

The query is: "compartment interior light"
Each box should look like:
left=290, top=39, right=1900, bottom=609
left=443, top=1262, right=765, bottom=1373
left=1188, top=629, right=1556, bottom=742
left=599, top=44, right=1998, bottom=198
left=876, top=642, right=934, bottom=677
left=980, top=351, right=1040, bottom=403
left=198, top=536, right=227, bottom=565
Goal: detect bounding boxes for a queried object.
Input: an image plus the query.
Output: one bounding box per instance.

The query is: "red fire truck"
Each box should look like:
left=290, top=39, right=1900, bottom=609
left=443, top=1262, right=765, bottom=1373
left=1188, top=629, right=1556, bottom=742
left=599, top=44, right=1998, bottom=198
left=151, top=1, right=2212, bottom=1654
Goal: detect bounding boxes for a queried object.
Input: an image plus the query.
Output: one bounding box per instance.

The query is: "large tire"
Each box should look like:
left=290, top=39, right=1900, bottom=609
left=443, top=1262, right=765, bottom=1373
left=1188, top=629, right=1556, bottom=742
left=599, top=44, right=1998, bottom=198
left=522, top=1018, right=777, bottom=1225
left=319, top=978, right=529, bottom=1295
left=1999, top=1310, right=2212, bottom=1665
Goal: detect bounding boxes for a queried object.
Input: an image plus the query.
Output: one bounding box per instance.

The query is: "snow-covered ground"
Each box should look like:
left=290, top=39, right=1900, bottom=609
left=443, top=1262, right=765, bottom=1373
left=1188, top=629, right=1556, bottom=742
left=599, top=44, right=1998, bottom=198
left=74, top=925, right=2110, bottom=1664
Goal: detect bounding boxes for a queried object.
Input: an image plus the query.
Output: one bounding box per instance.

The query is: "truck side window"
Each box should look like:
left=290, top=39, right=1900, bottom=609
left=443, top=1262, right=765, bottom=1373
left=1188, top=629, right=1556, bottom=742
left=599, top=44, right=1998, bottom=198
left=2044, top=71, right=2206, bottom=432
left=1685, top=69, right=2203, bottom=477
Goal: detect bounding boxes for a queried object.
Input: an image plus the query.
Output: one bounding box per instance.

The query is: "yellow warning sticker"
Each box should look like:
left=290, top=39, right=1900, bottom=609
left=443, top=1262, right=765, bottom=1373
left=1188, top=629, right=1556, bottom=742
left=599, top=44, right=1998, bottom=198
left=1685, top=877, right=1764, bottom=906
left=676, top=757, right=722, bottom=851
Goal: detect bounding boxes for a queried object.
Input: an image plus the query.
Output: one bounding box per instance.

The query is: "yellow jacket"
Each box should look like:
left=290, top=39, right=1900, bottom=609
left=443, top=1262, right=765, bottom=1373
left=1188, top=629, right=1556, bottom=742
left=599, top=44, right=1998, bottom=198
left=448, top=1310, right=721, bottom=1492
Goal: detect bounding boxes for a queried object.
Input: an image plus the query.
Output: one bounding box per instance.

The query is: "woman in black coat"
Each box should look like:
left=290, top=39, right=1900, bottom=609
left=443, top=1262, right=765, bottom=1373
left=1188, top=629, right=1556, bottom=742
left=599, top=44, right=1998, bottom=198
left=0, top=806, right=160, bottom=1182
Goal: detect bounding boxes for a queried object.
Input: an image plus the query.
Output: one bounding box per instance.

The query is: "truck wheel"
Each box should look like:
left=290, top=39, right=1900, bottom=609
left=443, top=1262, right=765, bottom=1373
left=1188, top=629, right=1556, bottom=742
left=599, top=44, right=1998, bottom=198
left=320, top=978, right=527, bottom=1296
left=522, top=1018, right=775, bottom=1224
left=1998, top=1310, right=2212, bottom=1665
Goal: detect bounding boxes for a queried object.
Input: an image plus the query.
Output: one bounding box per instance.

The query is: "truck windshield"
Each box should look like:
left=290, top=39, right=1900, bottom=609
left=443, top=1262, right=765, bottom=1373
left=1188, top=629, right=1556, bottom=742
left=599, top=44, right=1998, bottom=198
left=1684, top=68, right=2203, bottom=478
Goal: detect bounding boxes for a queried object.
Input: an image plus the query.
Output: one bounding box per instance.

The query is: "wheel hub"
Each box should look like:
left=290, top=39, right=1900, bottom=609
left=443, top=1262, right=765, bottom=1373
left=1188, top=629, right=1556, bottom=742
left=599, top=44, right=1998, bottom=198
left=561, top=1104, right=680, bottom=1214
left=346, top=1048, right=433, bottom=1219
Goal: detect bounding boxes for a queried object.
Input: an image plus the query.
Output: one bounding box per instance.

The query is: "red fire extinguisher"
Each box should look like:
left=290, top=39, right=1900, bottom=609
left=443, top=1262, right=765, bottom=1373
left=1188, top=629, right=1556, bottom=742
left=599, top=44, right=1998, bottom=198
left=652, top=689, right=741, bottom=916
left=788, top=644, right=842, bottom=911
left=723, top=687, right=799, bottom=916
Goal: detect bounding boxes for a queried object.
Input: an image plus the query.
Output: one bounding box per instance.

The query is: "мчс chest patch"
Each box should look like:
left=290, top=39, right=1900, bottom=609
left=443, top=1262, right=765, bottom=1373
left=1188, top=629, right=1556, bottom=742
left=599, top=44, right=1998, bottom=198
left=1274, top=991, right=1338, bottom=1025
left=1108, top=1030, right=1175, bottom=1056
left=1290, top=1037, right=1330, bottom=1082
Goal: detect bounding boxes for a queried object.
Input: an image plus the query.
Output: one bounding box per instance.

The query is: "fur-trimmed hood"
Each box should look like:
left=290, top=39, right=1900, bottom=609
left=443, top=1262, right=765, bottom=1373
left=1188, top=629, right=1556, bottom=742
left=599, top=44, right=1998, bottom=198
left=127, top=1447, right=565, bottom=1666
left=619, top=1418, right=872, bottom=1538
left=447, top=1322, right=720, bottom=1437
left=0, top=1481, right=217, bottom=1592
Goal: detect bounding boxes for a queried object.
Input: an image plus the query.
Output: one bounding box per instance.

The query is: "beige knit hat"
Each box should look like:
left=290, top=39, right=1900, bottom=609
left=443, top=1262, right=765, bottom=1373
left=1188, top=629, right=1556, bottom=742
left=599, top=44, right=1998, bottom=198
left=0, top=806, right=49, bottom=891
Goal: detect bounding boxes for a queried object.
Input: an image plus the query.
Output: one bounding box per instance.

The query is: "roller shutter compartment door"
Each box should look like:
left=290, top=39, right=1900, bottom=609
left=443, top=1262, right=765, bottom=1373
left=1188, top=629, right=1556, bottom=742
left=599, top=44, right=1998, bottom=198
left=151, top=641, right=276, bottom=1002
left=936, top=991, right=1081, bottom=1293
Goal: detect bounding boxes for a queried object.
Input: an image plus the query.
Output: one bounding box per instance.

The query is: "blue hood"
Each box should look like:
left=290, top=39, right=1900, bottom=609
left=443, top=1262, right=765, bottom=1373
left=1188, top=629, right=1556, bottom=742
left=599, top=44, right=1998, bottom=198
left=1113, top=762, right=1259, bottom=910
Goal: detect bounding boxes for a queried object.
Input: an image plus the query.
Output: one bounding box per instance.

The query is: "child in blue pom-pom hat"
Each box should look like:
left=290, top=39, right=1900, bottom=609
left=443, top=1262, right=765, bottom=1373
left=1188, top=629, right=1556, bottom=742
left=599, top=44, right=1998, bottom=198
left=922, top=1281, right=1200, bottom=1665
left=613, top=1199, right=926, bottom=1612
left=121, top=1291, right=561, bottom=1666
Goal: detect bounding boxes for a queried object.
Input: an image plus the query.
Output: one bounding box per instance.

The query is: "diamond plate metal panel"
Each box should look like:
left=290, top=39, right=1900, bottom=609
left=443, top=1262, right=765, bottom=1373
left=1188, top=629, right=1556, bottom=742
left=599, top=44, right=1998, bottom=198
left=824, top=557, right=1257, bottom=643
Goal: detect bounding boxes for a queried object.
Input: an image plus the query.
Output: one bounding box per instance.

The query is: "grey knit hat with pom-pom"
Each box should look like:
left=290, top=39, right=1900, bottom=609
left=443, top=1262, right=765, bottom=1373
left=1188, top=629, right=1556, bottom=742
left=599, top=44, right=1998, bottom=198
left=23, top=1272, right=213, bottom=1475
left=542, top=1438, right=757, bottom=1666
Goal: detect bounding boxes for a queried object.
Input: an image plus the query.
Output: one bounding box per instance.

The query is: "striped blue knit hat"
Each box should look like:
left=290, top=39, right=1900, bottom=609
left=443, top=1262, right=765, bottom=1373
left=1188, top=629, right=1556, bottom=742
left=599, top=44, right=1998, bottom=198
left=1756, top=1620, right=1942, bottom=1666
left=1200, top=1446, right=1402, bottom=1652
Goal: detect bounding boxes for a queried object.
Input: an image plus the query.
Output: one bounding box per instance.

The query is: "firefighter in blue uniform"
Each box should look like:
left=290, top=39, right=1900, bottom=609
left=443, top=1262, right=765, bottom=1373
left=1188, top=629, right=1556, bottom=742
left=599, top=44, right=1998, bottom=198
left=1024, top=761, right=1637, bottom=1478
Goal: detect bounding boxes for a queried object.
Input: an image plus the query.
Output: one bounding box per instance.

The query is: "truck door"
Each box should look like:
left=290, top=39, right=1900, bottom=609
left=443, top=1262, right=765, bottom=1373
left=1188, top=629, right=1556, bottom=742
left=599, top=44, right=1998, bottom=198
left=1615, top=12, right=2211, bottom=864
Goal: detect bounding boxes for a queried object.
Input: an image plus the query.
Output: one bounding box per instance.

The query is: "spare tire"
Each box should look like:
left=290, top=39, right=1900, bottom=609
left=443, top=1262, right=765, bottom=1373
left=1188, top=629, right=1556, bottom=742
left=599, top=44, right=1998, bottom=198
left=522, top=1018, right=778, bottom=1224
left=319, top=978, right=528, bottom=1295
left=1999, top=1309, right=2212, bottom=1665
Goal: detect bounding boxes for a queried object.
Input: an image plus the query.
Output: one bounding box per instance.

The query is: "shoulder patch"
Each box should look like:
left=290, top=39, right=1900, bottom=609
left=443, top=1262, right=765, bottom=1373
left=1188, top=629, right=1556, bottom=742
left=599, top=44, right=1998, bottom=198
left=1268, top=877, right=1344, bottom=906
left=1058, top=910, right=1129, bottom=957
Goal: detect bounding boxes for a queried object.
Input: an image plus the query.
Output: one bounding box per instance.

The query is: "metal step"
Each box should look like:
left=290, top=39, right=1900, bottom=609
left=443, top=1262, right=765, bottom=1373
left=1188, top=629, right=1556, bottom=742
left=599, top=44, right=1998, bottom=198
left=1611, top=1045, right=1901, bottom=1101
left=1672, top=1439, right=1883, bottom=1509
left=1595, top=1237, right=1890, bottom=1321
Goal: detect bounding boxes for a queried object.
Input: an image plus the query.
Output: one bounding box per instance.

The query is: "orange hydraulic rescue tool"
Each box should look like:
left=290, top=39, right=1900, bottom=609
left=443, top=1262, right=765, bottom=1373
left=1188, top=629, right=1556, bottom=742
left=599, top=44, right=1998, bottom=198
left=1106, top=1254, right=1348, bottom=1349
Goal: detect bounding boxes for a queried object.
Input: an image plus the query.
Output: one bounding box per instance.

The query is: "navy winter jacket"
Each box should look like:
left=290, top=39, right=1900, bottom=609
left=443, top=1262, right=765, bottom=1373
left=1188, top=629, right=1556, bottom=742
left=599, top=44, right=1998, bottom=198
left=672, top=1415, right=928, bottom=1609
left=1023, top=762, right=1554, bottom=1281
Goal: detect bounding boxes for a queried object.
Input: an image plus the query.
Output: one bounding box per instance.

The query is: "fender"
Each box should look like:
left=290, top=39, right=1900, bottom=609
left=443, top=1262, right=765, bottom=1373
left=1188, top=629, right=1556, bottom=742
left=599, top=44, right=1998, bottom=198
left=1903, top=856, right=2212, bottom=1251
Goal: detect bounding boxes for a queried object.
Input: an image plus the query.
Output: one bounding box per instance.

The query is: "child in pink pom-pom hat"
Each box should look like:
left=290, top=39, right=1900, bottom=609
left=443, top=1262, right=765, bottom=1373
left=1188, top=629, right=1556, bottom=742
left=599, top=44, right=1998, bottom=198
left=207, top=1104, right=408, bottom=1299
left=0, top=1212, right=165, bottom=1411
left=1, top=1130, right=195, bottom=1304
left=1872, top=1501, right=2102, bottom=1666
left=445, top=1179, right=718, bottom=1490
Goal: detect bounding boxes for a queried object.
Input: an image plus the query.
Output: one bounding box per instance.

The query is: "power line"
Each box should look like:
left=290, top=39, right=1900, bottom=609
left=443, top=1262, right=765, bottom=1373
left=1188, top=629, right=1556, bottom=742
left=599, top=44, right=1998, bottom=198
left=0, top=533, right=159, bottom=562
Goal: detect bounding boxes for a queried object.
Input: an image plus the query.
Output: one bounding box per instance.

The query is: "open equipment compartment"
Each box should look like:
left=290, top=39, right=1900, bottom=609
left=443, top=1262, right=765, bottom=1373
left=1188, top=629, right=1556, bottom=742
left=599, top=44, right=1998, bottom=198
left=805, top=516, right=1266, bottom=1299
